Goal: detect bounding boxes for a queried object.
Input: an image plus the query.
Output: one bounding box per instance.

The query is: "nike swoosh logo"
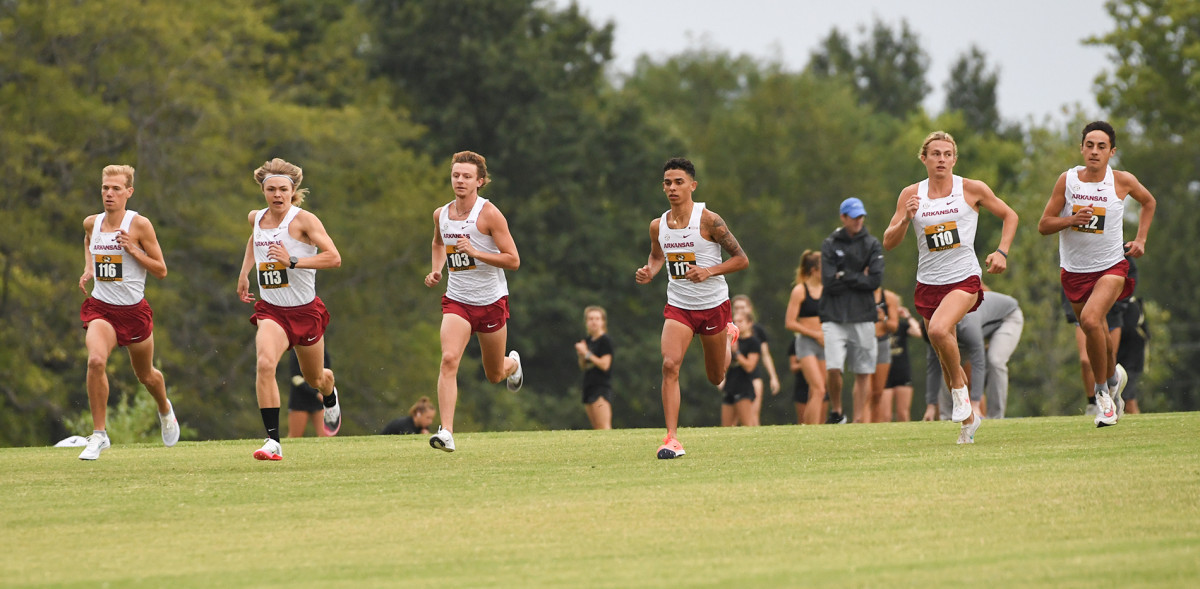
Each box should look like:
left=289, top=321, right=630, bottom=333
left=680, top=233, right=692, bottom=238
left=487, top=323, right=498, bottom=328
left=706, top=325, right=719, bottom=331
left=306, top=336, right=318, bottom=342
left=130, top=335, right=142, bottom=341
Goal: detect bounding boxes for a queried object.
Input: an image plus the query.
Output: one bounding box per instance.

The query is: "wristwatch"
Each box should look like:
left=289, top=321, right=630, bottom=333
left=289, top=256, right=298, bottom=269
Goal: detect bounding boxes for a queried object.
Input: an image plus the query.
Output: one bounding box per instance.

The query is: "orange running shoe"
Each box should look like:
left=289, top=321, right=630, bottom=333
left=656, top=436, right=686, bottom=459
left=726, top=322, right=740, bottom=345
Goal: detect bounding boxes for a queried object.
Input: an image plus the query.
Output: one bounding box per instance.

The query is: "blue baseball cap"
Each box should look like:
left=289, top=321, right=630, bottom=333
left=840, top=197, right=867, bottom=218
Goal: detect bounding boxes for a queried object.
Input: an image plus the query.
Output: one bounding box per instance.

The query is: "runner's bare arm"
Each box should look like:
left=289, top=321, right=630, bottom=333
left=635, top=219, right=665, bottom=284
left=426, top=207, right=446, bottom=287
left=237, top=211, right=257, bottom=303
left=288, top=211, right=341, bottom=269
left=1038, top=173, right=1090, bottom=235
left=79, top=215, right=96, bottom=294
left=883, top=185, right=918, bottom=251
left=1117, top=170, right=1156, bottom=257
left=119, top=216, right=167, bottom=279
left=695, top=210, right=748, bottom=281
left=462, top=203, right=519, bottom=271
left=968, top=179, right=1018, bottom=273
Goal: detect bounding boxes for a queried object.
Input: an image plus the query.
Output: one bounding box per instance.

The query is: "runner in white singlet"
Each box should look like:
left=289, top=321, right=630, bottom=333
left=883, top=131, right=1017, bottom=444
left=1038, top=121, right=1156, bottom=428
left=76, top=165, right=178, bottom=460
left=423, top=151, right=523, bottom=453
left=635, top=157, right=749, bottom=459
left=237, top=158, right=343, bottom=461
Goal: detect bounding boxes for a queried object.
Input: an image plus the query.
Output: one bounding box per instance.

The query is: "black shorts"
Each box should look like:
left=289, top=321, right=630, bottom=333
left=722, top=386, right=756, bottom=405
left=792, top=376, right=810, bottom=404
left=583, top=386, right=612, bottom=405
left=288, top=386, right=324, bottom=413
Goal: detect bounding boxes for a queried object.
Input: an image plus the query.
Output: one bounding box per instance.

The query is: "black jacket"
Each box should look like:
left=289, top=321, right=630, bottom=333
left=819, top=226, right=885, bottom=323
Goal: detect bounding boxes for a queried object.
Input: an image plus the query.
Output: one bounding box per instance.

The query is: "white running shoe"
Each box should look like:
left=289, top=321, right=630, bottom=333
left=253, top=438, right=283, bottom=461
left=160, top=401, right=180, bottom=447
left=957, top=413, right=983, bottom=444
left=78, top=433, right=110, bottom=460
left=1094, top=391, right=1118, bottom=427
left=1084, top=402, right=1099, bottom=417
left=323, top=387, right=342, bottom=436
left=506, top=351, right=524, bottom=392
left=950, top=387, right=971, bottom=423
left=1113, top=364, right=1128, bottom=418
left=429, top=426, right=455, bottom=452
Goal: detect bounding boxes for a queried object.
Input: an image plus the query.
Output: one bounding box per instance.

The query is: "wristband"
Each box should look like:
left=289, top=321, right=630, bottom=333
left=995, top=248, right=1008, bottom=258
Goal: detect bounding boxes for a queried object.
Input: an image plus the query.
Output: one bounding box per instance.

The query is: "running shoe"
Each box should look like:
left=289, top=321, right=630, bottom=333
left=429, top=426, right=455, bottom=452
left=78, top=433, right=110, bottom=461
left=656, top=436, right=686, bottom=459
left=160, top=401, right=180, bottom=447
left=727, top=322, right=740, bottom=345
left=253, top=438, right=283, bottom=461
left=506, top=351, right=524, bottom=392
left=323, top=387, right=341, bottom=436
left=957, top=413, right=983, bottom=444
left=1094, top=391, right=1118, bottom=427
left=950, top=387, right=971, bottom=423
left=1113, top=364, right=1128, bottom=418
left=825, top=411, right=847, bottom=425
left=1084, top=402, right=1099, bottom=417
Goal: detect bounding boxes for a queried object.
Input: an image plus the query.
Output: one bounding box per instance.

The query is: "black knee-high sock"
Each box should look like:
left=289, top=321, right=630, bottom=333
left=260, top=408, right=280, bottom=442
left=323, top=388, right=338, bottom=408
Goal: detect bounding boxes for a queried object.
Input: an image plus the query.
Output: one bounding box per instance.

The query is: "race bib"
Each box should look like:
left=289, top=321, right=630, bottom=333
left=258, top=261, right=290, bottom=289
left=924, top=221, right=961, bottom=252
left=1070, top=204, right=1106, bottom=234
left=666, top=251, right=696, bottom=280
left=94, top=254, right=123, bottom=282
left=446, top=244, right=476, bottom=272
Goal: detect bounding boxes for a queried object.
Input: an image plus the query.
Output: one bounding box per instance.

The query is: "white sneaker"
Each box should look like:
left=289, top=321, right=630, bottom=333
left=323, top=387, right=342, bottom=436
left=506, top=351, right=524, bottom=392
left=78, top=433, right=110, bottom=460
left=957, top=413, right=983, bottom=444
left=1084, top=402, right=1099, bottom=417
left=160, top=402, right=180, bottom=447
left=253, top=438, right=282, bottom=461
left=429, top=426, right=455, bottom=452
left=950, top=387, right=971, bottom=423
left=1094, top=391, right=1118, bottom=427
left=1113, top=365, right=1128, bottom=418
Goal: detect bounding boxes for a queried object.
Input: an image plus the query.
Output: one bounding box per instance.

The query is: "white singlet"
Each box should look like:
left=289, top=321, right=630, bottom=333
left=89, top=210, right=146, bottom=306
left=911, top=175, right=982, bottom=285
left=658, top=202, right=728, bottom=310
left=1059, top=165, right=1126, bottom=273
left=440, top=197, right=508, bottom=306
left=253, top=206, right=318, bottom=307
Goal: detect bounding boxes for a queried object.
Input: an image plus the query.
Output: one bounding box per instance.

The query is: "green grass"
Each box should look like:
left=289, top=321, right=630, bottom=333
left=2, top=414, right=1198, bottom=588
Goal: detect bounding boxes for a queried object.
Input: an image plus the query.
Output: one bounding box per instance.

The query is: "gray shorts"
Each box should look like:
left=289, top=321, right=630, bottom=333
left=822, top=322, right=877, bottom=374
left=794, top=334, right=825, bottom=360
left=876, top=338, right=891, bottom=366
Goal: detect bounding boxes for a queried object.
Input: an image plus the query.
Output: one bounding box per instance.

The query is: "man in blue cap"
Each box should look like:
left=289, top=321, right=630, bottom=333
left=819, top=197, right=885, bottom=423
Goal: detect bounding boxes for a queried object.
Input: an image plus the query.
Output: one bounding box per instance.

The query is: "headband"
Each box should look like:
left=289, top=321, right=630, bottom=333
left=261, top=174, right=295, bottom=185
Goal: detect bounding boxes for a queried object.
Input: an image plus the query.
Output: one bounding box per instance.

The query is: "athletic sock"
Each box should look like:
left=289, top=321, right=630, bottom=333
left=93, top=429, right=107, bottom=439
left=1094, top=383, right=1109, bottom=396
left=1107, top=374, right=1120, bottom=388
left=322, top=389, right=338, bottom=408
left=260, top=408, right=281, bottom=443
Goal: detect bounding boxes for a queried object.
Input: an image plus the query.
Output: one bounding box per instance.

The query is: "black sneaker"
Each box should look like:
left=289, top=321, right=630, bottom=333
left=826, top=411, right=846, bottom=425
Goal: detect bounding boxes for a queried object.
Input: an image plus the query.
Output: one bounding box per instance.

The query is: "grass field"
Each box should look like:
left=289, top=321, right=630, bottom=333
left=2, top=413, right=1198, bottom=588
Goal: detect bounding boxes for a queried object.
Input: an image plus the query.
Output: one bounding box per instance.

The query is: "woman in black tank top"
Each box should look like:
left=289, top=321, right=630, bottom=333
left=784, top=250, right=827, bottom=424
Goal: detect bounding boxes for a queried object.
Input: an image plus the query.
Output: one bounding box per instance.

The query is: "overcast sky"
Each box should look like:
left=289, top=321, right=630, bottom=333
left=564, top=0, right=1116, bottom=124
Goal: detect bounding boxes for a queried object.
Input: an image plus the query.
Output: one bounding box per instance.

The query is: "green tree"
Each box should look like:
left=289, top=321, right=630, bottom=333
left=944, top=46, right=1002, bottom=134
left=808, top=19, right=931, bottom=118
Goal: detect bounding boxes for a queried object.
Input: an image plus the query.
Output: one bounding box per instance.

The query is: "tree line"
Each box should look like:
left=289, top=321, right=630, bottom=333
left=1, top=0, right=1194, bottom=447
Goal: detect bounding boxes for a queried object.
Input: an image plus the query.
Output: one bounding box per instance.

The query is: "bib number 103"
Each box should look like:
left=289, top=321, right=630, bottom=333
left=446, top=245, right=476, bottom=272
